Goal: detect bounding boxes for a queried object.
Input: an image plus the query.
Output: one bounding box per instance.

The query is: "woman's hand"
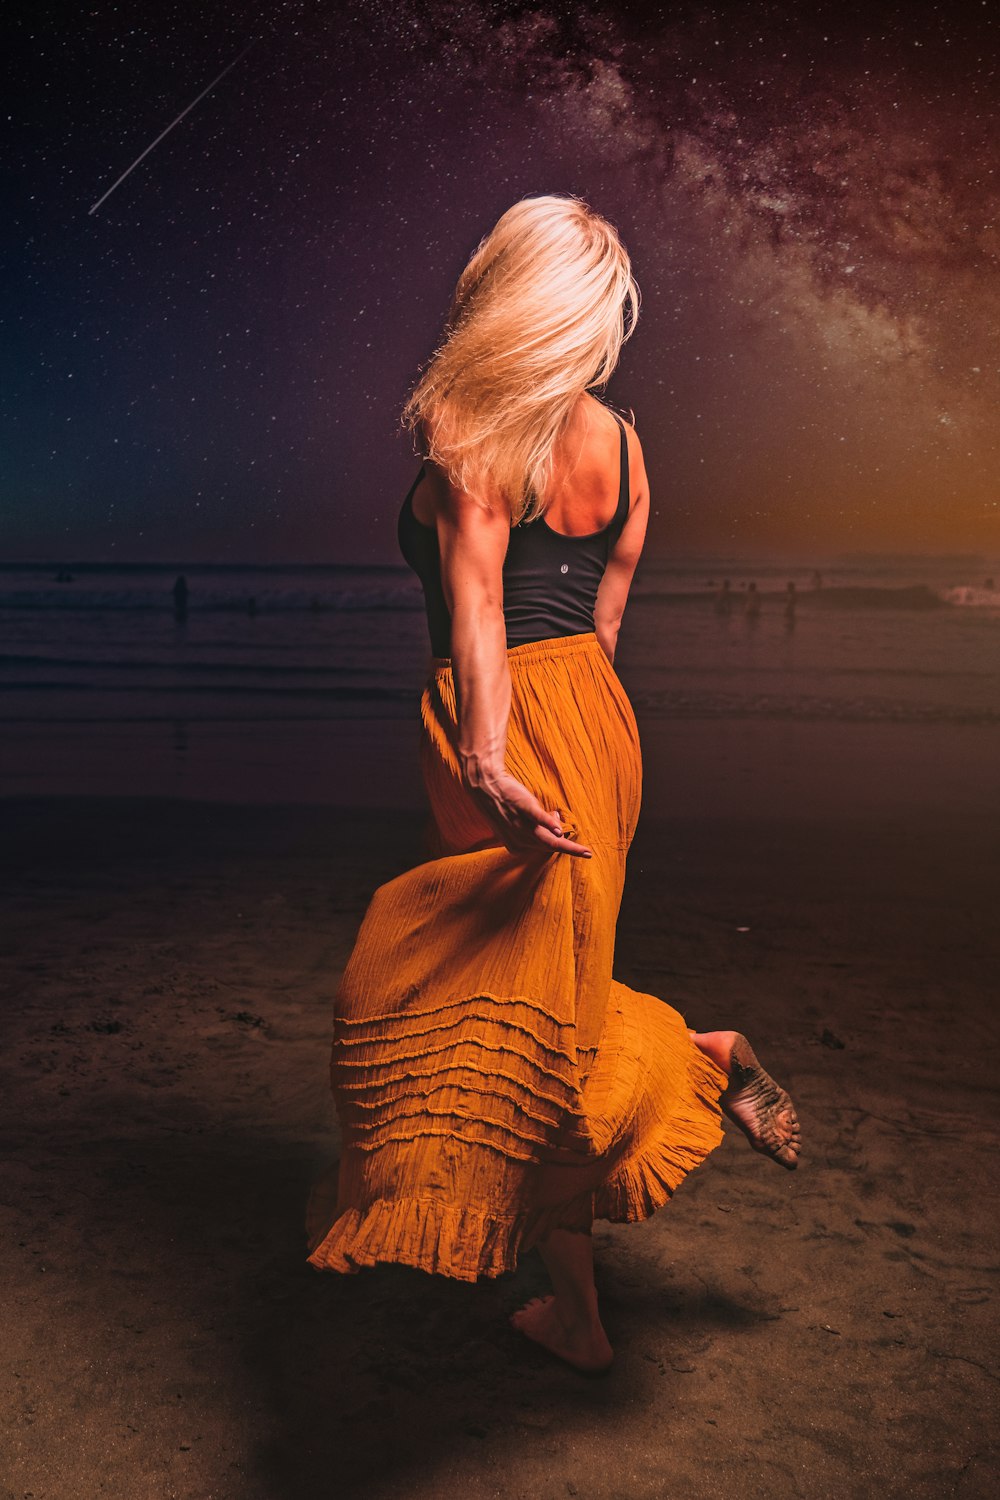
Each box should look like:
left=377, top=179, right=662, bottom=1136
left=465, top=768, right=593, bottom=858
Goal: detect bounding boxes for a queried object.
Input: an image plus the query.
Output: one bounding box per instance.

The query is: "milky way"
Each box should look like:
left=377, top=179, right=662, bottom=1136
left=4, top=0, right=997, bottom=561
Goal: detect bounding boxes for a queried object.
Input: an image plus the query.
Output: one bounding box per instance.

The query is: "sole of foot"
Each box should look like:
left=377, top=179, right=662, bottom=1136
left=509, top=1295, right=614, bottom=1376
left=721, top=1032, right=802, bottom=1170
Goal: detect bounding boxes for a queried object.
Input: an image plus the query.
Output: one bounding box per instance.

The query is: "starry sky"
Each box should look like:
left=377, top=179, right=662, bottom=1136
left=4, top=0, right=998, bottom=564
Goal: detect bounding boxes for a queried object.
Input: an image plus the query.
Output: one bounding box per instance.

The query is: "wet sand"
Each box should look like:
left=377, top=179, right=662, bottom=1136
left=2, top=790, right=998, bottom=1499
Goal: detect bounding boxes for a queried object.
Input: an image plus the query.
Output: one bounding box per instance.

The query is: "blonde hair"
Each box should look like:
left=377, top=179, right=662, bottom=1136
left=401, top=193, right=640, bottom=525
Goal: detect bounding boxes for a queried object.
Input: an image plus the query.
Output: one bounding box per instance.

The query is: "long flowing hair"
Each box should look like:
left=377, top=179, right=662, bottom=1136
left=400, top=193, right=640, bottom=525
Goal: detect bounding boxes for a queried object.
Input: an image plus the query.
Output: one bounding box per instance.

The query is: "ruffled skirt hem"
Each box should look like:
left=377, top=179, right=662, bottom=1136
left=305, top=1033, right=728, bottom=1282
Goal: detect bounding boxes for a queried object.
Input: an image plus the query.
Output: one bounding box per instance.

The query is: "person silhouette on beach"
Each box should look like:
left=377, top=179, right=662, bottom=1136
left=745, top=581, right=761, bottom=620
left=714, top=578, right=733, bottom=615
left=811, top=569, right=823, bottom=590
left=784, top=581, right=797, bottom=627
left=172, top=574, right=189, bottom=618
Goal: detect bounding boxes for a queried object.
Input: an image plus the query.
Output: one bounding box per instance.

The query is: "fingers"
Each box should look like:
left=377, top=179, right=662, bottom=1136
left=475, top=778, right=593, bottom=858
left=532, top=825, right=593, bottom=858
left=523, top=797, right=563, bottom=837
left=525, top=799, right=591, bottom=856
left=501, top=831, right=593, bottom=859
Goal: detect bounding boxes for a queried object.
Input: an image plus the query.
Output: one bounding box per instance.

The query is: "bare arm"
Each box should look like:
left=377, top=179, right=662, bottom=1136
left=594, top=420, right=650, bottom=663
left=426, top=460, right=593, bottom=858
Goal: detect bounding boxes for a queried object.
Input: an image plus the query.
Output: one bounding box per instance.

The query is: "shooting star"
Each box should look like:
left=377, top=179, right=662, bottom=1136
left=89, top=39, right=256, bottom=215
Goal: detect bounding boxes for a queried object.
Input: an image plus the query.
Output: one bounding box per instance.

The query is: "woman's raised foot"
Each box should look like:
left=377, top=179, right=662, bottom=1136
left=692, top=1029, right=802, bottom=1170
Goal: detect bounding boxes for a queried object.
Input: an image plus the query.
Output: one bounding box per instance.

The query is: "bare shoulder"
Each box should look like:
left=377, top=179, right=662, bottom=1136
left=602, top=404, right=649, bottom=508
left=411, top=458, right=457, bottom=527
left=415, top=455, right=509, bottom=540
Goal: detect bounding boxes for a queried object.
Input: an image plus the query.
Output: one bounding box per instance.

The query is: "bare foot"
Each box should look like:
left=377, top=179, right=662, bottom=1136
left=509, top=1294, right=614, bottom=1374
left=720, top=1033, right=802, bottom=1170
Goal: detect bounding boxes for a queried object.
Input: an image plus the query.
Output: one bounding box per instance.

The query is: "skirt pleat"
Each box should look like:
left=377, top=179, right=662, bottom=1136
left=306, top=631, right=728, bottom=1281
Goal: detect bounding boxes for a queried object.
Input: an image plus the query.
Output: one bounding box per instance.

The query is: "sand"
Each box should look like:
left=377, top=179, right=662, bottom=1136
left=2, top=791, right=998, bottom=1500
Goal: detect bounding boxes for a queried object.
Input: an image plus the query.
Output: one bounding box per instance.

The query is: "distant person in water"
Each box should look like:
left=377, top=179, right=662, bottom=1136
left=305, top=194, right=801, bottom=1375
left=985, top=577, right=995, bottom=592
left=745, top=581, right=761, bottom=619
left=811, top=569, right=823, bottom=590
left=172, top=574, right=189, bottom=617
left=784, top=581, right=797, bottom=625
left=714, top=577, right=733, bottom=615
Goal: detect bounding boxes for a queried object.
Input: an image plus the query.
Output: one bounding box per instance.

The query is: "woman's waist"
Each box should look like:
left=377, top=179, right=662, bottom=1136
left=430, top=629, right=602, bottom=673
left=424, top=631, right=639, bottom=754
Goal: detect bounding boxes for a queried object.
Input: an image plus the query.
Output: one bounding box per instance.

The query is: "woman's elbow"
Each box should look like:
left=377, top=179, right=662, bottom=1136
left=594, top=599, right=624, bottom=638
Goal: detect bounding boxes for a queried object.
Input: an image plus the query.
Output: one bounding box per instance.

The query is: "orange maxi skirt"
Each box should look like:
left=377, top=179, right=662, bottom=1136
left=306, top=631, right=728, bottom=1282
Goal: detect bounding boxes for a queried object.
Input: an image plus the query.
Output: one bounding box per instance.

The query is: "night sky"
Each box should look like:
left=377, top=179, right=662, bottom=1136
left=4, top=0, right=998, bottom=564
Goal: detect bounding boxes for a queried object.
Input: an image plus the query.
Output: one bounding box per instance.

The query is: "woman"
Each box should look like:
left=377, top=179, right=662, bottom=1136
left=306, top=194, right=801, bottom=1374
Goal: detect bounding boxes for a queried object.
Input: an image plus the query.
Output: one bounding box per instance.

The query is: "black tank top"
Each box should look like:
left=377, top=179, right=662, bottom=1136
left=398, top=413, right=630, bottom=655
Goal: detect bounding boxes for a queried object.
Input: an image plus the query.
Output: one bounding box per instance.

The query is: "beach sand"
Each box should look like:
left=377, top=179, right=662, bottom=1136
left=2, top=778, right=998, bottom=1499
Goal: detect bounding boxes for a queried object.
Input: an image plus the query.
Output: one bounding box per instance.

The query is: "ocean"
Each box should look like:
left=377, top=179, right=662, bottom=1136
left=2, top=553, right=999, bottom=809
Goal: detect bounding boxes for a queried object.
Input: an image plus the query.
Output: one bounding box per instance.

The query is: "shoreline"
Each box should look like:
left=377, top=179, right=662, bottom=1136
left=3, top=715, right=1000, bottom=823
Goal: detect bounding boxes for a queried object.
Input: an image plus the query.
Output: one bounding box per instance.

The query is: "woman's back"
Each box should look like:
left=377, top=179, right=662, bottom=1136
left=399, top=395, right=634, bottom=654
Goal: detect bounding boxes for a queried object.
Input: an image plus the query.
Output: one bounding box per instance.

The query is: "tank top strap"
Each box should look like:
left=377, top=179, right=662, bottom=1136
left=402, top=463, right=426, bottom=513
left=606, top=413, right=630, bottom=550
